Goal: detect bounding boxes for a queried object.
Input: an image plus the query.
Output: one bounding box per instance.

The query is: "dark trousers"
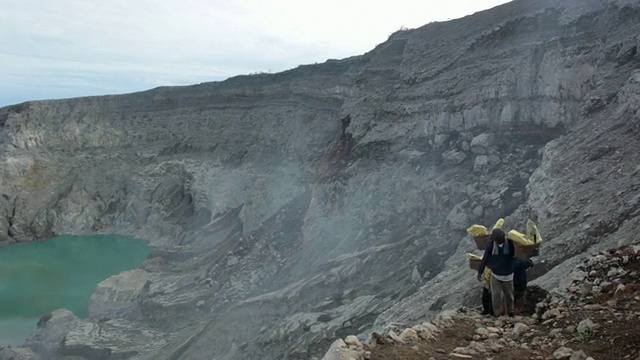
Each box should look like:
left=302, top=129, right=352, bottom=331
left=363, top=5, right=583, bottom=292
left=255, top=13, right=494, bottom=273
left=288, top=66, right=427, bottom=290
left=482, top=288, right=494, bottom=315
left=514, top=289, right=526, bottom=313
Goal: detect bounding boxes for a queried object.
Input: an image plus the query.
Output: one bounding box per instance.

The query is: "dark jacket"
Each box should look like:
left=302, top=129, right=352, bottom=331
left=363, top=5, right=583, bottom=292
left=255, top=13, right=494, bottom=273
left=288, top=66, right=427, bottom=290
left=513, top=258, right=534, bottom=291
left=477, top=239, right=515, bottom=277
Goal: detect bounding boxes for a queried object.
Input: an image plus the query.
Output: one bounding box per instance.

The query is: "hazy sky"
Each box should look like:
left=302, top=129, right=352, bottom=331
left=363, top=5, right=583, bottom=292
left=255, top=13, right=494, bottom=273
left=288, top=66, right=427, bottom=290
left=0, top=0, right=511, bottom=107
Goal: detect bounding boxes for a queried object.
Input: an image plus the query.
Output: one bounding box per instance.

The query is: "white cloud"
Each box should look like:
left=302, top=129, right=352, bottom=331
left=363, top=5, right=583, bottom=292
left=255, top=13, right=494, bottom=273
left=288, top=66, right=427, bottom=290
left=0, top=0, right=511, bottom=106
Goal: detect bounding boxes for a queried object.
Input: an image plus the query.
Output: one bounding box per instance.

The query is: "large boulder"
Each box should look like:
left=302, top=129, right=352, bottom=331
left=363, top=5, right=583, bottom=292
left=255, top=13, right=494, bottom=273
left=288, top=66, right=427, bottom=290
left=25, top=308, right=83, bottom=360
left=470, top=133, right=496, bottom=155
left=88, top=269, right=150, bottom=321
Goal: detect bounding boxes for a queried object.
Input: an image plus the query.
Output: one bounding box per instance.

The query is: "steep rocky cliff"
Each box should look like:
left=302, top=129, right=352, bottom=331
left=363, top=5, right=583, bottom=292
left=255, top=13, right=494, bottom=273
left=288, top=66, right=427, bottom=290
left=0, top=0, right=639, bottom=359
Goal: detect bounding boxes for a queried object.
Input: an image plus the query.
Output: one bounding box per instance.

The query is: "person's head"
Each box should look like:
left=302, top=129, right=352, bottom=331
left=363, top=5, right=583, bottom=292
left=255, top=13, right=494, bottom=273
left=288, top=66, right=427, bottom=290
left=491, top=228, right=506, bottom=245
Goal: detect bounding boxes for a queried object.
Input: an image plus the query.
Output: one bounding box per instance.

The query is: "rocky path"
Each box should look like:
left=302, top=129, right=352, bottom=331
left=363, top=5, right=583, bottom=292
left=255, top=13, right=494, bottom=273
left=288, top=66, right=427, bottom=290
left=321, top=243, right=640, bottom=360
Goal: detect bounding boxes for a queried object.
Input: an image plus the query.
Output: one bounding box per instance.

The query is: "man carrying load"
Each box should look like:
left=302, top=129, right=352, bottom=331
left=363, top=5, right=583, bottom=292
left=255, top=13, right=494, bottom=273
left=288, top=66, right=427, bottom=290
left=476, top=228, right=516, bottom=317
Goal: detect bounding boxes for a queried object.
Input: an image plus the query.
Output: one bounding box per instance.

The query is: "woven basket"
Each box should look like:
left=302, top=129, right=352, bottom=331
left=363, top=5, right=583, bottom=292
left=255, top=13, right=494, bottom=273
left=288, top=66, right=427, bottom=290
left=469, top=258, right=481, bottom=270
left=514, top=243, right=541, bottom=259
left=473, top=234, right=490, bottom=250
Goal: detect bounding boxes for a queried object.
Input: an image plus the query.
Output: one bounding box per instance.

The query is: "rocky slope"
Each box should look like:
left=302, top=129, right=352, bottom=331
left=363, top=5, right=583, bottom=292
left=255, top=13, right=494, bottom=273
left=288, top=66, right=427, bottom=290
left=0, top=0, right=639, bottom=359
left=322, top=243, right=640, bottom=360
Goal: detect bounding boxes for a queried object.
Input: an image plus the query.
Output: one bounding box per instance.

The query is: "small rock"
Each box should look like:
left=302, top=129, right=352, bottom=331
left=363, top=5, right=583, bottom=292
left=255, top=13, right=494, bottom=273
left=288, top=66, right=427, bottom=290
left=451, top=347, right=477, bottom=356
left=470, top=133, right=495, bottom=154
left=388, top=331, right=404, bottom=344
left=569, top=350, right=588, bottom=360
left=486, top=326, right=501, bottom=334
left=614, top=283, right=626, bottom=296
left=450, top=353, right=473, bottom=359
left=467, top=341, right=487, bottom=353
left=583, top=304, right=606, bottom=310
left=577, top=319, right=596, bottom=333
left=553, top=346, right=574, bottom=359
left=420, top=322, right=438, bottom=333
left=442, top=148, right=468, bottom=166
left=226, top=255, right=239, bottom=266
left=550, top=328, right=563, bottom=336
left=345, top=335, right=363, bottom=348
left=399, top=328, right=419, bottom=342
left=412, top=324, right=435, bottom=340
left=601, top=282, right=614, bottom=293
left=542, top=309, right=561, bottom=320
left=512, top=323, right=530, bottom=336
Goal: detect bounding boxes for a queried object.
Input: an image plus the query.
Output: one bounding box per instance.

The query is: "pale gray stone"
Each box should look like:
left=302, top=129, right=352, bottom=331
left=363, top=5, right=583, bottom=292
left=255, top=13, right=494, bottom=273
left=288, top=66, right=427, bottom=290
left=470, top=133, right=495, bottom=155
left=576, top=319, right=596, bottom=333
left=512, top=323, right=529, bottom=336
left=553, top=346, right=574, bottom=359
left=472, top=205, right=484, bottom=218
left=473, top=155, right=489, bottom=172
left=442, top=148, right=467, bottom=165
left=88, top=269, right=150, bottom=321
left=411, top=266, right=422, bottom=283
left=569, top=350, right=588, bottom=360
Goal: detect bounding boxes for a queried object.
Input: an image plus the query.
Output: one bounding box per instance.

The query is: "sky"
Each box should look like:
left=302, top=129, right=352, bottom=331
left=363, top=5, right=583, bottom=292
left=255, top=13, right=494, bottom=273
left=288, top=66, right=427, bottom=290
left=0, top=0, right=511, bottom=107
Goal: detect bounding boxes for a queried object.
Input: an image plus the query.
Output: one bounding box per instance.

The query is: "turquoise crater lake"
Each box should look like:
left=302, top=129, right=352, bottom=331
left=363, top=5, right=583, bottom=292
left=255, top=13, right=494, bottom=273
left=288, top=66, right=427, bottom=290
left=0, top=234, right=149, bottom=345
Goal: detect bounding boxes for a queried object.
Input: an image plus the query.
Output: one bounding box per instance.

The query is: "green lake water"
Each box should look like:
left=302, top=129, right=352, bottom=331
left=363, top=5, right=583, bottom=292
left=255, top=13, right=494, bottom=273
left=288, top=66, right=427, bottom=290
left=0, top=234, right=149, bottom=345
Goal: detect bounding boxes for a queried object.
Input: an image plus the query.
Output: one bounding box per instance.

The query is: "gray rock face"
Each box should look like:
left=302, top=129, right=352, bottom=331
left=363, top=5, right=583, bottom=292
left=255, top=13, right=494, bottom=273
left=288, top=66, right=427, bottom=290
left=88, top=269, right=150, bottom=321
left=0, top=194, right=10, bottom=244
left=25, top=309, right=82, bottom=360
left=470, top=133, right=495, bottom=155
left=1, top=0, right=639, bottom=359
